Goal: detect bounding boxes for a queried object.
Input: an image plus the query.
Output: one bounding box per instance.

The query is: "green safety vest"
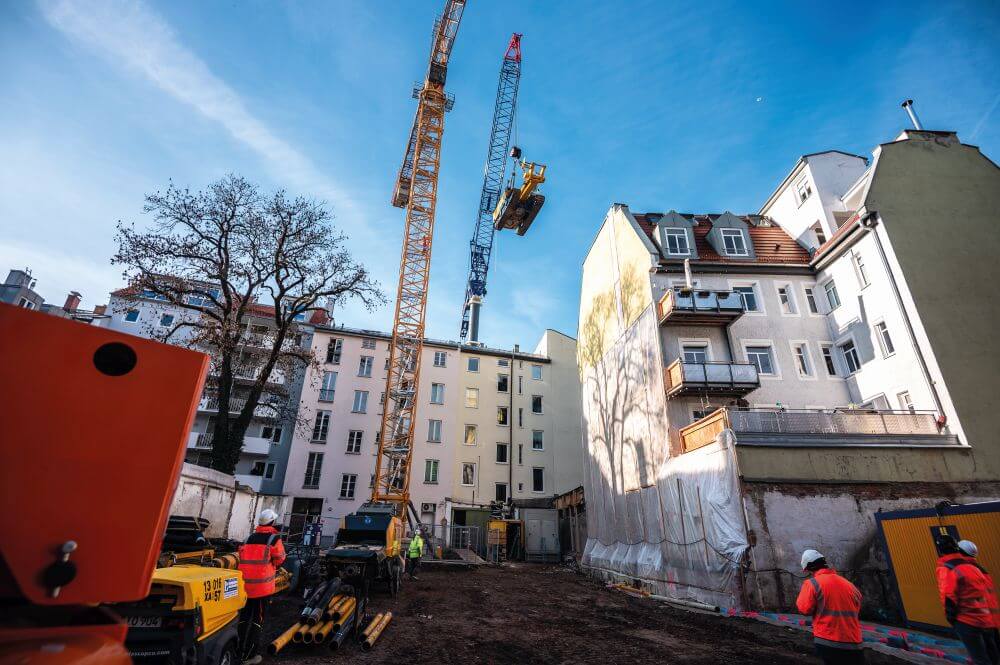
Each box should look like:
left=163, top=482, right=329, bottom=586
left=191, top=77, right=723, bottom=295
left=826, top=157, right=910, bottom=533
left=408, top=535, right=423, bottom=558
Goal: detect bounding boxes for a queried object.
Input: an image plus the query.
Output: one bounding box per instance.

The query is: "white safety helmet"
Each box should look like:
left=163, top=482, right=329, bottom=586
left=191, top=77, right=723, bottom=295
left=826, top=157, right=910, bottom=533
left=958, top=540, right=978, bottom=558
left=258, top=508, right=278, bottom=526
left=801, top=549, right=825, bottom=570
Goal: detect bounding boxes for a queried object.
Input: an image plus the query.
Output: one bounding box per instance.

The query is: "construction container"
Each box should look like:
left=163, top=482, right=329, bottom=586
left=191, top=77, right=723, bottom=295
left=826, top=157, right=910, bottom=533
left=522, top=509, right=560, bottom=562
left=876, top=500, right=1000, bottom=631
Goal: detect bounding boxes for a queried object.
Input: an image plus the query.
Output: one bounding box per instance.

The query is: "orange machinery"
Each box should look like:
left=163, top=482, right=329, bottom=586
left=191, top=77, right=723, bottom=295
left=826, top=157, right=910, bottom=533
left=0, top=302, right=209, bottom=663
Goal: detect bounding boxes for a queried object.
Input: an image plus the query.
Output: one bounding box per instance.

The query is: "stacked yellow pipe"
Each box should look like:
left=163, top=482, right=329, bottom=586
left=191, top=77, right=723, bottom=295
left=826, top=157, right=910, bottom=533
left=361, top=611, right=393, bottom=651
left=315, top=619, right=337, bottom=644
left=331, top=598, right=356, bottom=630
left=274, top=567, right=292, bottom=593
left=324, top=594, right=347, bottom=619
left=270, top=622, right=301, bottom=654
left=362, top=612, right=385, bottom=640
left=291, top=623, right=311, bottom=643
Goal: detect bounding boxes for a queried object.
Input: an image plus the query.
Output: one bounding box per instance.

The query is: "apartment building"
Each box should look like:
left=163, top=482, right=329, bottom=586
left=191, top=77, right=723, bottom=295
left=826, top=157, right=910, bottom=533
left=105, top=286, right=310, bottom=494
left=577, top=128, right=1000, bottom=616
left=1, top=268, right=108, bottom=324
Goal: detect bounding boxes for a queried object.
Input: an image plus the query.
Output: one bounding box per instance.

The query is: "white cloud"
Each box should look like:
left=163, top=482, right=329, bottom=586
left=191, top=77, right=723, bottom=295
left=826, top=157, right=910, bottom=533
left=38, top=0, right=360, bottom=220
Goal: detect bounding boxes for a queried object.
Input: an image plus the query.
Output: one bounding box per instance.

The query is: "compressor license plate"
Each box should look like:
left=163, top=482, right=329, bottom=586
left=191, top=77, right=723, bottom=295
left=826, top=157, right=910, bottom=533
left=126, top=616, right=163, bottom=629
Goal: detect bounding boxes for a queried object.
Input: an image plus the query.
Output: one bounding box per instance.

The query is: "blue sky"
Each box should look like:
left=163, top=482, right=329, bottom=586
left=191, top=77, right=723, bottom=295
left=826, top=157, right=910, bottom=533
left=2, top=1, right=998, bottom=350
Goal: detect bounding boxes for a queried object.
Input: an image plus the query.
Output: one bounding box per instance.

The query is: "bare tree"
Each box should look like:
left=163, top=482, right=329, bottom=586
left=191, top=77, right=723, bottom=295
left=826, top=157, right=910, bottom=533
left=113, top=174, right=384, bottom=474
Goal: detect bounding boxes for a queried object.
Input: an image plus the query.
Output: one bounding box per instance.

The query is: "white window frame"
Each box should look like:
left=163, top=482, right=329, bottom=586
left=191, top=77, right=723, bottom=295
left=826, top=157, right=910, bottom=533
left=124, top=308, right=140, bottom=323
left=461, top=463, right=476, bottom=487
left=326, top=338, right=343, bottom=364
left=728, top=280, right=764, bottom=314
left=874, top=321, right=896, bottom=358
left=898, top=391, right=915, bottom=413
left=531, top=394, right=543, bottom=414
left=776, top=284, right=798, bottom=316
left=721, top=228, right=748, bottom=256
left=812, top=221, right=827, bottom=245
left=467, top=357, right=480, bottom=373
left=802, top=284, right=822, bottom=316
left=361, top=337, right=376, bottom=349
left=464, top=387, right=479, bottom=409
left=789, top=341, right=815, bottom=380
left=346, top=430, right=362, bottom=454
left=497, top=373, right=510, bottom=393
left=495, top=482, right=509, bottom=503
left=433, top=350, right=447, bottom=367
left=424, top=459, right=439, bottom=484
left=497, top=406, right=509, bottom=426
left=531, top=430, right=544, bottom=451
left=430, top=382, right=445, bottom=404
left=464, top=424, right=477, bottom=446
left=819, top=342, right=841, bottom=378
left=838, top=337, right=862, bottom=375
left=319, top=371, right=337, bottom=402
left=427, top=418, right=442, bottom=442
left=853, top=251, right=871, bottom=289
left=742, top=340, right=780, bottom=378
left=824, top=279, right=841, bottom=310
left=531, top=467, right=545, bottom=493
left=311, top=411, right=331, bottom=442
left=795, top=177, right=813, bottom=205
left=303, top=452, right=323, bottom=488
left=351, top=390, right=369, bottom=414
left=679, top=338, right=712, bottom=364
left=663, top=228, right=690, bottom=256
left=495, top=441, right=509, bottom=464
left=159, top=313, right=174, bottom=327
left=358, top=356, right=373, bottom=377
left=531, top=364, right=543, bottom=381
left=339, top=473, right=357, bottom=499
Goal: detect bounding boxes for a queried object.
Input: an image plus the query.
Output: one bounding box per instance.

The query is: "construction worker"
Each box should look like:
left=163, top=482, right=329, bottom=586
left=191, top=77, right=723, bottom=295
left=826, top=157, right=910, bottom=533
left=936, top=536, right=999, bottom=665
left=407, top=527, right=424, bottom=580
left=237, top=509, right=286, bottom=665
left=796, top=549, right=866, bottom=664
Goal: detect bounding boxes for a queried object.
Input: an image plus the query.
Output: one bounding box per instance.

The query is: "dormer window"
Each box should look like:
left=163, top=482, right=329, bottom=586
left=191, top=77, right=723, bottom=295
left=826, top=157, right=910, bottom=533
left=795, top=177, right=812, bottom=204
left=721, top=229, right=748, bottom=256
left=664, top=228, right=689, bottom=256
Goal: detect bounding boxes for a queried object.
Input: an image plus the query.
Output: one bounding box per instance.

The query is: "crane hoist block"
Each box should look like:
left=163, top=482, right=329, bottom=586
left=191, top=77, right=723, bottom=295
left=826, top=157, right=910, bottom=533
left=493, top=189, right=545, bottom=236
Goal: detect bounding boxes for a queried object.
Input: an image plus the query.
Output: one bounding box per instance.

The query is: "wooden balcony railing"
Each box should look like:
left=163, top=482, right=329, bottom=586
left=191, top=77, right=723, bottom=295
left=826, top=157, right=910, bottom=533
left=657, top=288, right=745, bottom=326
left=664, top=360, right=759, bottom=399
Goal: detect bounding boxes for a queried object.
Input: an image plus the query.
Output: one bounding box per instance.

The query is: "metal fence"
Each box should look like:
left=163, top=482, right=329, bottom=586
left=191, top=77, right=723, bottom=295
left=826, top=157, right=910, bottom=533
left=420, top=524, right=484, bottom=559
left=727, top=409, right=941, bottom=436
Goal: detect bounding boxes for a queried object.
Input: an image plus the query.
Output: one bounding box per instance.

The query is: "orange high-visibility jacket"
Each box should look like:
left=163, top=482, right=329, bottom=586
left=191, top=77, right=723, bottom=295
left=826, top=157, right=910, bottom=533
left=238, top=525, right=286, bottom=599
left=796, top=568, right=863, bottom=648
left=937, top=553, right=999, bottom=629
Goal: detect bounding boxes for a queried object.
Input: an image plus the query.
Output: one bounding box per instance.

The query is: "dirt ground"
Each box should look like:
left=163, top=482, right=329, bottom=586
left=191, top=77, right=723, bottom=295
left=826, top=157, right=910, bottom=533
left=264, top=563, right=896, bottom=664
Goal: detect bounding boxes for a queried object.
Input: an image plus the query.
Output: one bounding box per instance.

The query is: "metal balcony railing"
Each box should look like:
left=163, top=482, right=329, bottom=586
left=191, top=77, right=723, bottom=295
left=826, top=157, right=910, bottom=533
left=664, top=360, right=759, bottom=398
left=657, top=288, right=745, bottom=325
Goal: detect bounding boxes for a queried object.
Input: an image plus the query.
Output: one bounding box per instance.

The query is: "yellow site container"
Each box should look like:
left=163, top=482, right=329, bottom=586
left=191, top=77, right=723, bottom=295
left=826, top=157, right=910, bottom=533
left=877, top=500, right=1000, bottom=630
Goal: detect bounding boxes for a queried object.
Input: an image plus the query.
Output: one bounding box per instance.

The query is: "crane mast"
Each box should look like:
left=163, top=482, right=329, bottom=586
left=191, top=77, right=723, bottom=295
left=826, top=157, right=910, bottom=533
left=460, top=34, right=522, bottom=343
left=373, top=0, right=466, bottom=513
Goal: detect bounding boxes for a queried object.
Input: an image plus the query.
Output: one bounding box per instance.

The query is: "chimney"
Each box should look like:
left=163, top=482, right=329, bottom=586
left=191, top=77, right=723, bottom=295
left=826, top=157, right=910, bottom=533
left=93, top=304, right=107, bottom=316
left=901, top=99, right=923, bottom=130
left=63, top=291, right=82, bottom=312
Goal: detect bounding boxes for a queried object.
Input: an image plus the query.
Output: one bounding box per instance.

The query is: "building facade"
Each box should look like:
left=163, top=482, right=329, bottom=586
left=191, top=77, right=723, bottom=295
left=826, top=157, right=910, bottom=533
left=578, top=128, right=1000, bottom=616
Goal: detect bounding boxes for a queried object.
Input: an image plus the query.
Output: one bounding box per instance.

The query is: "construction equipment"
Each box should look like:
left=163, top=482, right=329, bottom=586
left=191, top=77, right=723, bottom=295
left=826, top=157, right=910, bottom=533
left=493, top=158, right=547, bottom=236
left=0, top=302, right=210, bottom=663
left=459, top=33, right=523, bottom=342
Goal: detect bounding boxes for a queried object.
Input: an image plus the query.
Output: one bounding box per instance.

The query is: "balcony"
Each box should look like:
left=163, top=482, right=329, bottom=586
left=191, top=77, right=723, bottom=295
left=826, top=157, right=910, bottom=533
left=663, top=360, right=759, bottom=399
left=197, top=396, right=279, bottom=419
left=679, top=407, right=956, bottom=453
left=657, top=288, right=744, bottom=326
left=235, top=474, right=263, bottom=492
left=239, top=332, right=301, bottom=353
left=186, top=432, right=271, bottom=455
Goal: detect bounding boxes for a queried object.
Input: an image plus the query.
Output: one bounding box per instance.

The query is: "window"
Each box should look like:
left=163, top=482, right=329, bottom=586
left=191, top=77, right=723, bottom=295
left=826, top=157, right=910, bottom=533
left=461, top=463, right=476, bottom=486
left=812, top=222, right=827, bottom=245
left=357, top=356, right=373, bottom=378
left=518, top=408, right=523, bottom=427
left=664, top=228, right=689, bottom=255
left=124, top=309, right=140, bottom=322
left=796, top=177, right=813, bottom=204
left=361, top=337, right=376, bottom=349
left=346, top=430, right=362, bottom=454
left=853, top=252, right=870, bottom=288
left=427, top=419, right=442, bottom=442
left=804, top=287, right=819, bottom=314
left=517, top=375, right=523, bottom=394
left=264, top=462, right=275, bottom=479
left=778, top=286, right=796, bottom=315
left=862, top=395, right=890, bottom=411
left=532, top=430, right=544, bottom=450
left=497, top=406, right=509, bottom=426
left=531, top=395, right=543, bottom=414
left=746, top=346, right=775, bottom=375
left=682, top=344, right=708, bottom=364
left=379, top=391, right=386, bottom=405
left=465, top=388, right=479, bottom=408
left=839, top=340, right=861, bottom=374
left=733, top=285, right=759, bottom=312
left=261, top=426, right=282, bottom=443
left=303, top=452, right=323, bottom=488
left=159, top=313, right=174, bottom=327
left=898, top=391, right=915, bottom=413
left=875, top=322, right=895, bottom=357
left=496, top=442, right=509, bottom=464
left=495, top=483, right=508, bottom=502
left=793, top=343, right=812, bottom=377
left=352, top=390, right=369, bottom=413
left=424, top=459, right=439, bottom=484
left=339, top=474, right=357, bottom=499
left=531, top=364, right=542, bottom=380
left=18, top=297, right=35, bottom=309
left=433, top=351, right=447, bottom=367
left=497, top=373, right=509, bottom=393
left=721, top=229, right=748, bottom=256
left=326, top=339, right=343, bottom=364
left=518, top=444, right=523, bottom=465
left=498, top=358, right=510, bottom=367
left=820, top=344, right=838, bottom=376
left=464, top=424, right=477, bottom=446
left=311, top=411, right=331, bottom=442
left=384, top=356, right=390, bottom=370
left=532, top=467, right=544, bottom=493
left=319, top=371, right=337, bottom=402
left=467, top=357, right=480, bottom=372
left=430, top=383, right=445, bottom=404
left=824, top=280, right=841, bottom=310
left=250, top=461, right=267, bottom=476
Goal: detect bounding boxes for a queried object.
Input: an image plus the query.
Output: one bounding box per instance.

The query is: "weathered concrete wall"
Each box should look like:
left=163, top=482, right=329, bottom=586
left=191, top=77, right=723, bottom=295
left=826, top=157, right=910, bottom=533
left=741, top=480, right=1000, bottom=621
left=170, top=463, right=290, bottom=541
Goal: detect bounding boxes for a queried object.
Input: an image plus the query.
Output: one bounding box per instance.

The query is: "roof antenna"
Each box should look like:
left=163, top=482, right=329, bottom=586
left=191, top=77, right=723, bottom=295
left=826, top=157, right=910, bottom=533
left=901, top=99, right=923, bottom=130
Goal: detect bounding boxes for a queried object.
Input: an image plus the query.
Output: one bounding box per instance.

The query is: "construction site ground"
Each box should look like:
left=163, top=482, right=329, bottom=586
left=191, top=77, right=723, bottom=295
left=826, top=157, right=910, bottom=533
left=264, top=563, right=902, bottom=664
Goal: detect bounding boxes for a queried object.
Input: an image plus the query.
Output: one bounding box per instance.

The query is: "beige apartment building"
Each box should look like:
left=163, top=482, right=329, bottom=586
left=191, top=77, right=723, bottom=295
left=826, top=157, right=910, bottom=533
left=577, top=128, right=1000, bottom=616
